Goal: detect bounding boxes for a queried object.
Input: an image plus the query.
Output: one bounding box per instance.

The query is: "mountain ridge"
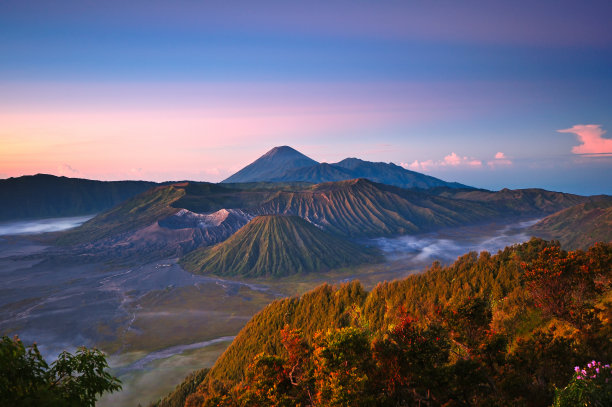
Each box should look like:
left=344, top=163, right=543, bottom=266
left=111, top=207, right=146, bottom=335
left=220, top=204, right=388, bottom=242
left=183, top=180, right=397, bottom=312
left=53, top=178, right=603, bottom=260
left=0, top=174, right=158, bottom=221
left=222, top=146, right=469, bottom=189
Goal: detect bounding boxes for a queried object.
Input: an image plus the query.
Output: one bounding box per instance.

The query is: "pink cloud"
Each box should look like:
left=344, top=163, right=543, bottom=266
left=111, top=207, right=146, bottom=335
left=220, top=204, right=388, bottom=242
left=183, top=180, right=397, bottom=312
left=488, top=151, right=512, bottom=167
left=443, top=152, right=461, bottom=166
left=402, top=152, right=482, bottom=171
left=440, top=152, right=482, bottom=168
left=558, top=124, right=612, bottom=155
left=403, top=159, right=435, bottom=171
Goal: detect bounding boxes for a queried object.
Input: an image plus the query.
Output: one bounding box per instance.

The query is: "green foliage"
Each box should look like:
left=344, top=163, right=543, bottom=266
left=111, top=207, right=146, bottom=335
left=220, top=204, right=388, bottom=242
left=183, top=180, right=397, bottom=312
left=181, top=215, right=381, bottom=278
left=372, top=314, right=451, bottom=405
left=553, top=361, right=612, bottom=407
left=312, top=327, right=376, bottom=406
left=0, top=336, right=121, bottom=407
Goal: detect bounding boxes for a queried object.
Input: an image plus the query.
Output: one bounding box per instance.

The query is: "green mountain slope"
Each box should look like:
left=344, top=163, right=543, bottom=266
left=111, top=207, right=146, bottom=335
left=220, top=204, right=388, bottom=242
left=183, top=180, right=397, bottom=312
left=0, top=174, right=157, bottom=221
left=530, top=199, right=612, bottom=249
left=180, top=215, right=380, bottom=278
left=258, top=179, right=498, bottom=237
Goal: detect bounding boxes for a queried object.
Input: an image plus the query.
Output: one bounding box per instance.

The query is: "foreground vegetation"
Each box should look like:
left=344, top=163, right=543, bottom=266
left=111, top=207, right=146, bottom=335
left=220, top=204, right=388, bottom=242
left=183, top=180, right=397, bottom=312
left=156, top=238, right=611, bottom=406
left=0, top=337, right=121, bottom=406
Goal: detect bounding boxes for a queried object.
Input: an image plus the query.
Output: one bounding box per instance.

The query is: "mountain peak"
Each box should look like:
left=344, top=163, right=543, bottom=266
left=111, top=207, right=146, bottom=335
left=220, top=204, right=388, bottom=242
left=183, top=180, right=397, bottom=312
left=222, top=146, right=318, bottom=183
left=262, top=146, right=302, bottom=157
left=180, top=214, right=379, bottom=278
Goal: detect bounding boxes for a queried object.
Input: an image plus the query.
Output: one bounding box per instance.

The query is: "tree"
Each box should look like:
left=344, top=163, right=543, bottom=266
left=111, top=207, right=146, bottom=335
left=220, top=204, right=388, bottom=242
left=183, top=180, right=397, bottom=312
left=312, top=327, right=376, bottom=406
left=372, top=312, right=450, bottom=405
left=0, top=336, right=121, bottom=407
left=521, top=243, right=612, bottom=329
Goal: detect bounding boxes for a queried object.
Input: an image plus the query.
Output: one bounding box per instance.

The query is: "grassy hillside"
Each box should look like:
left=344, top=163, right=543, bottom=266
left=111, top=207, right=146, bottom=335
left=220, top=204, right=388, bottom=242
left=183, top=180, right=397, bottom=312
left=180, top=215, right=381, bottom=278
left=0, top=174, right=157, bottom=221
left=157, top=239, right=612, bottom=406
left=530, top=199, right=612, bottom=249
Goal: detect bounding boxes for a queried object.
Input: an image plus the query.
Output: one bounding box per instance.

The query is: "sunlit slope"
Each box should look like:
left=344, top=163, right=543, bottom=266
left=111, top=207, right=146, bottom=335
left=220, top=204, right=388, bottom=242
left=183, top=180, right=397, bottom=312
left=258, top=179, right=498, bottom=237
left=530, top=199, right=612, bottom=249
left=180, top=215, right=380, bottom=278
left=190, top=238, right=558, bottom=387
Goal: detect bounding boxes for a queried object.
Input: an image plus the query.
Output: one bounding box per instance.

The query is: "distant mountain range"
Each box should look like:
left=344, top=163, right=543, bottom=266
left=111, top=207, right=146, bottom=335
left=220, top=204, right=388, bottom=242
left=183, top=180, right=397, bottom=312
left=53, top=177, right=602, bottom=266
left=180, top=215, right=380, bottom=278
left=5, top=146, right=610, bottom=275
left=0, top=174, right=157, bottom=221
left=1, top=146, right=466, bottom=221
left=222, top=146, right=468, bottom=189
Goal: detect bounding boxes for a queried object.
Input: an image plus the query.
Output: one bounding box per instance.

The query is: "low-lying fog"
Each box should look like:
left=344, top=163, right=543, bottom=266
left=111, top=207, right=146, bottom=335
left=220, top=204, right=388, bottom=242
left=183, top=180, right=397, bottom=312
left=0, top=215, right=541, bottom=406
left=371, top=218, right=541, bottom=269
left=0, top=215, right=93, bottom=236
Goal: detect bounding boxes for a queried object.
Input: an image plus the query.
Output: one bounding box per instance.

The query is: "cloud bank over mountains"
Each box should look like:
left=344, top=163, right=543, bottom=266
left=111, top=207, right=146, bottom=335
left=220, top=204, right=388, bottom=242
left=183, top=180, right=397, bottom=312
left=403, top=151, right=512, bottom=172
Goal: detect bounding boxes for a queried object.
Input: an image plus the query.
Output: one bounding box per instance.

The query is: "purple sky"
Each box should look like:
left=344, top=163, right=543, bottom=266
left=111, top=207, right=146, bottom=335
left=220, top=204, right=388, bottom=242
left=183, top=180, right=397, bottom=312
left=1, top=0, right=611, bottom=194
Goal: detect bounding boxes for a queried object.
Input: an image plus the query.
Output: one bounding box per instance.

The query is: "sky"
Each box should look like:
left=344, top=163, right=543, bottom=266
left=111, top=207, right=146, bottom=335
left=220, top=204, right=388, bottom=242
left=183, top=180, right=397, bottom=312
left=1, top=0, right=611, bottom=195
